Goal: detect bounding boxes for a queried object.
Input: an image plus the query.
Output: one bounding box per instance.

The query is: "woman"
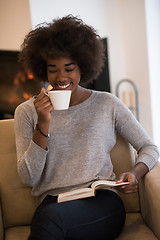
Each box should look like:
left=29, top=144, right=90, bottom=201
left=14, top=15, right=159, bottom=240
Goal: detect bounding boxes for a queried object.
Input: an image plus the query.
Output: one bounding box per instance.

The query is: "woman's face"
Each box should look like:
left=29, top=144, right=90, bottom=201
left=47, top=57, right=81, bottom=93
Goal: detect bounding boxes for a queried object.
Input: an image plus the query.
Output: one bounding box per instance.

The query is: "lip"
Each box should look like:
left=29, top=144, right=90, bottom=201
left=55, top=82, right=72, bottom=90
left=58, top=83, right=71, bottom=89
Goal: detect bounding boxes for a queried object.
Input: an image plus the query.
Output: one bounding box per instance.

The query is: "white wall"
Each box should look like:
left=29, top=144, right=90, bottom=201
left=117, top=0, right=153, bottom=136
left=0, top=0, right=31, bottom=50
left=145, top=0, right=160, bottom=150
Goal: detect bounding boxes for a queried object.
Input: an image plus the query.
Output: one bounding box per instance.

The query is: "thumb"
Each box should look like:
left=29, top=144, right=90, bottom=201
left=116, top=173, right=126, bottom=183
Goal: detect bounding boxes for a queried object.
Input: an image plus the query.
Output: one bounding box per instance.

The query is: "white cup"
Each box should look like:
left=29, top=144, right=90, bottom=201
left=45, top=90, right=71, bottom=110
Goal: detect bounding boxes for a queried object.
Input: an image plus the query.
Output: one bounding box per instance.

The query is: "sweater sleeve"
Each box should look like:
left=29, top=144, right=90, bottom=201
left=14, top=101, right=48, bottom=187
left=112, top=95, right=159, bottom=170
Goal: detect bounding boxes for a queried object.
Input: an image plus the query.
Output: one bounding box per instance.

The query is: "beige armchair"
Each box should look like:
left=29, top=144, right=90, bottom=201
left=0, top=119, right=160, bottom=240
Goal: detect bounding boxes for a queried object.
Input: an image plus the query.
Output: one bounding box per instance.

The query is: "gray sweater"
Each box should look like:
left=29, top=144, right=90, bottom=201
left=14, top=91, right=159, bottom=200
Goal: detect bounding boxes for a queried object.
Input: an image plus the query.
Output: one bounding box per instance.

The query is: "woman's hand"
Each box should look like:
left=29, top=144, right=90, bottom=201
left=33, top=88, right=53, bottom=150
left=114, top=163, right=149, bottom=194
left=115, top=172, right=138, bottom=194
left=34, top=88, right=53, bottom=126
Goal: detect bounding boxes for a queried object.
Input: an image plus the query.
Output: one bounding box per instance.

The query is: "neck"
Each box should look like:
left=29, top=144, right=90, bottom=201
left=70, top=86, right=91, bottom=106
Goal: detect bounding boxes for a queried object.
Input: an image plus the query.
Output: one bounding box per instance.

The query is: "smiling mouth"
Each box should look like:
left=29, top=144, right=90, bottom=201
left=57, top=83, right=71, bottom=89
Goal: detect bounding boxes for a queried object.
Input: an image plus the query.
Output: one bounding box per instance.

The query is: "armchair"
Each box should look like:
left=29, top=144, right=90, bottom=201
left=0, top=119, right=160, bottom=240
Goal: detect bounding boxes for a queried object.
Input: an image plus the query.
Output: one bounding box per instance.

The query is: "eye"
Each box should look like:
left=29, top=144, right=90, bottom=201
left=48, top=69, right=57, bottom=74
left=66, top=68, right=75, bottom=72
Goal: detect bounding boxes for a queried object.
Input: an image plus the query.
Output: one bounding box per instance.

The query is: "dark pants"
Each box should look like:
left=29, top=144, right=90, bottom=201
left=28, top=190, right=125, bottom=240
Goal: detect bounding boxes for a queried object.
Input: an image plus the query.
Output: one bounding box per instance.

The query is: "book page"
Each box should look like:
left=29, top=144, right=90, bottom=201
left=91, top=180, right=129, bottom=190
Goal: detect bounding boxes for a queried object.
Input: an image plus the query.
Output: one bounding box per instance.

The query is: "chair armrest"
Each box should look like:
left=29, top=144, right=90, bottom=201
left=139, top=162, right=160, bottom=239
left=0, top=201, right=4, bottom=240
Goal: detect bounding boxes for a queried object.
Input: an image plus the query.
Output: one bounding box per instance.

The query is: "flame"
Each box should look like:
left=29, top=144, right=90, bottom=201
left=23, top=84, right=52, bottom=101
left=23, top=92, right=33, bottom=100
left=14, top=71, right=26, bottom=85
left=28, top=73, right=34, bottom=79
left=27, top=70, right=34, bottom=79
left=8, top=78, right=51, bottom=106
left=8, top=94, right=21, bottom=104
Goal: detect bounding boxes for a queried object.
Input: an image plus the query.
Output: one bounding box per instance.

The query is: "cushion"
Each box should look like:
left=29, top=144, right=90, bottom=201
left=116, top=213, right=158, bottom=240
left=5, top=226, right=30, bottom=240
left=0, top=152, right=39, bottom=228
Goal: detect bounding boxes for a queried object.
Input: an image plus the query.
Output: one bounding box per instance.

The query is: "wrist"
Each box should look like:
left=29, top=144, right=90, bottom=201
left=37, top=119, right=50, bottom=130
left=130, top=162, right=149, bottom=181
left=36, top=123, right=50, bottom=138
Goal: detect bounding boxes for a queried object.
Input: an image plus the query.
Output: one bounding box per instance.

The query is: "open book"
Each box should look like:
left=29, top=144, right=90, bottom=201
left=58, top=180, right=129, bottom=203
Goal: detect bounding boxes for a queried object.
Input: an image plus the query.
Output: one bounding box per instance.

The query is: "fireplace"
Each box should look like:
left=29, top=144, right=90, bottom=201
left=0, top=50, right=40, bottom=119
left=0, top=38, right=110, bottom=120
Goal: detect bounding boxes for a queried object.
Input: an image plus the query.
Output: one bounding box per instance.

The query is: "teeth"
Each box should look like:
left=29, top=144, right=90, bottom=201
left=58, top=83, right=70, bottom=89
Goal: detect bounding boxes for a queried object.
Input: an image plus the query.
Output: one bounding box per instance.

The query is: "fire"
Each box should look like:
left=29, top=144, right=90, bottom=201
left=27, top=70, right=34, bottom=80
left=8, top=94, right=21, bottom=104
left=23, top=92, right=33, bottom=100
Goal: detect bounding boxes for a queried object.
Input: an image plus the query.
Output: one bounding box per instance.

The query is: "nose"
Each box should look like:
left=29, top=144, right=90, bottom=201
left=57, top=70, right=68, bottom=82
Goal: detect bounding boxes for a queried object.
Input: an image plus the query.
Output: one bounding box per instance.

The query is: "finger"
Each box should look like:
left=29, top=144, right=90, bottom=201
left=123, top=189, right=137, bottom=194
left=35, top=93, right=50, bottom=107
left=41, top=88, right=46, bottom=93
left=117, top=173, right=127, bottom=183
left=45, top=104, right=53, bottom=112
left=35, top=87, right=48, bottom=102
left=42, top=101, right=53, bottom=111
left=117, top=182, right=138, bottom=194
left=36, top=100, right=52, bottom=112
left=34, top=93, right=45, bottom=103
left=124, top=184, right=138, bottom=193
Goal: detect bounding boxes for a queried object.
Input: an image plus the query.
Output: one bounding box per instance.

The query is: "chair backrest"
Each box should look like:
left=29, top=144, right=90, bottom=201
left=0, top=119, right=140, bottom=229
left=110, top=134, right=140, bottom=212
left=0, top=119, right=40, bottom=229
